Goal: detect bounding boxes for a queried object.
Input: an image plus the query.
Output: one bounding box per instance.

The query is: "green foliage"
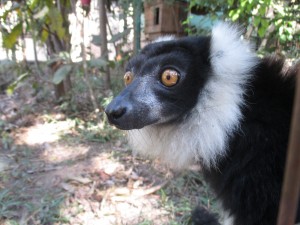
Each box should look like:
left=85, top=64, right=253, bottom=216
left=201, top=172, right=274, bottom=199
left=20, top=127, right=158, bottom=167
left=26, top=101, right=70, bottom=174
left=53, top=65, right=73, bottom=85
left=88, top=58, right=108, bottom=69
left=0, top=60, right=31, bottom=95
left=33, top=5, right=49, bottom=19
left=0, top=0, right=74, bottom=100
left=2, top=22, right=22, bottom=49
left=186, top=0, right=299, bottom=57
left=0, top=0, right=71, bottom=51
left=0, top=0, right=133, bottom=100
left=6, top=72, right=29, bottom=95
left=47, top=7, right=66, bottom=39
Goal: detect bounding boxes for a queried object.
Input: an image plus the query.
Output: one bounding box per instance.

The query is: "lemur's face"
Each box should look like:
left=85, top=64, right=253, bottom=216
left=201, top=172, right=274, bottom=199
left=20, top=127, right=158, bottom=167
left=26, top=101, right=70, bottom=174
left=105, top=37, right=211, bottom=130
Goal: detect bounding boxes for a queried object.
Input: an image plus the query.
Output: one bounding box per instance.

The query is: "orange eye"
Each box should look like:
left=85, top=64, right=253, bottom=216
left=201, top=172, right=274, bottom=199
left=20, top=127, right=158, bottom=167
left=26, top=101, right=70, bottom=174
left=124, top=71, right=133, bottom=86
left=161, top=69, right=179, bottom=87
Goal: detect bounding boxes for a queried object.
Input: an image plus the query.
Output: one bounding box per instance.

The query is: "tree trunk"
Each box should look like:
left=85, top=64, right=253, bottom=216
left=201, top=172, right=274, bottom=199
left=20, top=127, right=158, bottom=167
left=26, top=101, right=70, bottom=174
left=50, top=61, right=66, bottom=100
left=99, top=0, right=111, bottom=90
left=45, top=0, right=72, bottom=101
left=80, top=13, right=99, bottom=112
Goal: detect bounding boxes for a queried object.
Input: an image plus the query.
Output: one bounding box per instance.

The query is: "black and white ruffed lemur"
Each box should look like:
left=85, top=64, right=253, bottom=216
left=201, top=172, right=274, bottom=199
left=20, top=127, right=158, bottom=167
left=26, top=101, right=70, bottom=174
left=105, top=23, right=300, bottom=225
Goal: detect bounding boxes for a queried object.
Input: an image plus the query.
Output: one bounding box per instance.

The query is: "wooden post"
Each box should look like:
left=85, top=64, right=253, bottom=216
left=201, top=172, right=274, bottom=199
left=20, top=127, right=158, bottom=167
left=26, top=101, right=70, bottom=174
left=277, top=70, right=300, bottom=225
left=133, top=0, right=142, bottom=55
left=99, top=0, right=111, bottom=90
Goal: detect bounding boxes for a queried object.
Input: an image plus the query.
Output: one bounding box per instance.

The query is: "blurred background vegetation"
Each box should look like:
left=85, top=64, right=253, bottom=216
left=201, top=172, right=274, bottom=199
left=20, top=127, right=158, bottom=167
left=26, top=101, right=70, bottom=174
left=0, top=0, right=299, bottom=108
left=0, top=0, right=299, bottom=224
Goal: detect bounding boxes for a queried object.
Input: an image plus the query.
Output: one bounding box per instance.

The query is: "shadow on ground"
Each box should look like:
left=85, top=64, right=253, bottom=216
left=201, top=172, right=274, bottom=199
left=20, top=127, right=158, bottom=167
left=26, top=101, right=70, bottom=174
left=0, top=90, right=216, bottom=225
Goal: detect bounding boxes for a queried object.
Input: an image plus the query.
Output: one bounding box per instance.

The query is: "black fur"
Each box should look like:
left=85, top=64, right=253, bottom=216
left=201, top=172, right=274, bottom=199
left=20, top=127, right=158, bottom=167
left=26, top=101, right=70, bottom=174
left=201, top=57, right=299, bottom=225
left=192, top=207, right=220, bottom=225
left=105, top=31, right=300, bottom=225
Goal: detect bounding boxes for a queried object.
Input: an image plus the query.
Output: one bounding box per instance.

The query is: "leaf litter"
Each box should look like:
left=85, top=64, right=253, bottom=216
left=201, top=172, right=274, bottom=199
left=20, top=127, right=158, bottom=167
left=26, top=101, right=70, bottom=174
left=0, top=85, right=216, bottom=225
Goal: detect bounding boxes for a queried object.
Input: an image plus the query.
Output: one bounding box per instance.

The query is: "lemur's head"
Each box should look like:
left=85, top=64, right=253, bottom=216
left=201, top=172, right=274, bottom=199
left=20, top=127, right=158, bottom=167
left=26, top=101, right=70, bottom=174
left=106, top=36, right=211, bottom=130
left=106, top=23, right=258, bottom=169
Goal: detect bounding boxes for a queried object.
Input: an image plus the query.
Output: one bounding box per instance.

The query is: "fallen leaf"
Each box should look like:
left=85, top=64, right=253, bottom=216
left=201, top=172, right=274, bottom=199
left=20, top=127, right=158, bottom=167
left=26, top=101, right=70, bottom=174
left=61, top=182, right=76, bottom=193
left=67, top=175, right=92, bottom=184
left=97, top=170, right=111, bottom=181
left=114, top=187, right=130, bottom=196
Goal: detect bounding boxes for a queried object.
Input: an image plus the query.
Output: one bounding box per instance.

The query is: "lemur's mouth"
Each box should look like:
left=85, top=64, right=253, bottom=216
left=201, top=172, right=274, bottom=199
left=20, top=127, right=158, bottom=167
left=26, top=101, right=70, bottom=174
left=106, top=117, right=145, bottom=130
left=106, top=115, right=159, bottom=130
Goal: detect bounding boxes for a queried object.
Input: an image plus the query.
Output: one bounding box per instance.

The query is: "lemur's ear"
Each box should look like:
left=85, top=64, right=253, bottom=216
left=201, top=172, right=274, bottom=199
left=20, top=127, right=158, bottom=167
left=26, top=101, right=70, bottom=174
left=210, top=23, right=257, bottom=81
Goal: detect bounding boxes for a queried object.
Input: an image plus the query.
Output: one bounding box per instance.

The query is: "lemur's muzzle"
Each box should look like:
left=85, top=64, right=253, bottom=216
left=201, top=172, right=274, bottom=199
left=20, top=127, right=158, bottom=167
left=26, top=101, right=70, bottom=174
left=105, top=95, right=137, bottom=130
left=105, top=82, right=159, bottom=130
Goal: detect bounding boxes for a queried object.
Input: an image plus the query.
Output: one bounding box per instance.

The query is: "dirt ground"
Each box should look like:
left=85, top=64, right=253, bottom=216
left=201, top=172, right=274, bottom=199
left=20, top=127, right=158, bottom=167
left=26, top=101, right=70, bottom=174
left=0, top=83, right=215, bottom=225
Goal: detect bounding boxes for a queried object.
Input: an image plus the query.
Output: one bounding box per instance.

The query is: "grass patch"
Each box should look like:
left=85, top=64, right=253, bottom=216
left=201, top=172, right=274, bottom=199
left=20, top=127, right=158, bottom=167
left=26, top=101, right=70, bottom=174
left=159, top=171, right=218, bottom=225
left=37, top=195, right=69, bottom=224
left=0, top=188, right=68, bottom=224
left=58, top=116, right=124, bottom=144
left=0, top=190, right=22, bottom=219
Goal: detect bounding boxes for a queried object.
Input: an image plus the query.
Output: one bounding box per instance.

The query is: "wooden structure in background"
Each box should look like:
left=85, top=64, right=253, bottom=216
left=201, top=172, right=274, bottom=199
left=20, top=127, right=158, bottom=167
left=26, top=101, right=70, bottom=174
left=144, top=0, right=187, bottom=41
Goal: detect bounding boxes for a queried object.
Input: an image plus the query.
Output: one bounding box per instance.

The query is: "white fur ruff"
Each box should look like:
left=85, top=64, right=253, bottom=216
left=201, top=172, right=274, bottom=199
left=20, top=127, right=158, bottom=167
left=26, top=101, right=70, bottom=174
left=128, top=23, right=258, bottom=170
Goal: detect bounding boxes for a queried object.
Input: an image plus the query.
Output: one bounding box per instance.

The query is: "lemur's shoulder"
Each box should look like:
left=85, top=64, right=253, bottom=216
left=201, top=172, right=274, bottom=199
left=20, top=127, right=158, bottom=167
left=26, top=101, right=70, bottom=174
left=248, top=56, right=296, bottom=113
left=254, top=56, right=297, bottom=87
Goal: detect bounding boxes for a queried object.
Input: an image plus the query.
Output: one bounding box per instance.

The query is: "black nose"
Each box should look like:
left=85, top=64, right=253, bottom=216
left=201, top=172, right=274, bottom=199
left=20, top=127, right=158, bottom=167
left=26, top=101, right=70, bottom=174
left=106, top=106, right=127, bottom=120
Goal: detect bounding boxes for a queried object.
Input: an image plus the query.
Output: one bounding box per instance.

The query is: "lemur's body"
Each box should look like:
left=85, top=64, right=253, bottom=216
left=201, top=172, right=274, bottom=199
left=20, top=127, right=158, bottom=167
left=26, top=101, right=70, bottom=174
left=105, top=23, right=300, bottom=225
left=198, top=57, right=297, bottom=225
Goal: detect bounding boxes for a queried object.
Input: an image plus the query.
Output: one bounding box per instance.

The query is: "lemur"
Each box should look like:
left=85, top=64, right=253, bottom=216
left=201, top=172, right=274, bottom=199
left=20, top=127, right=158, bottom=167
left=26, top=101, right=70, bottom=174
left=105, top=23, right=300, bottom=225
